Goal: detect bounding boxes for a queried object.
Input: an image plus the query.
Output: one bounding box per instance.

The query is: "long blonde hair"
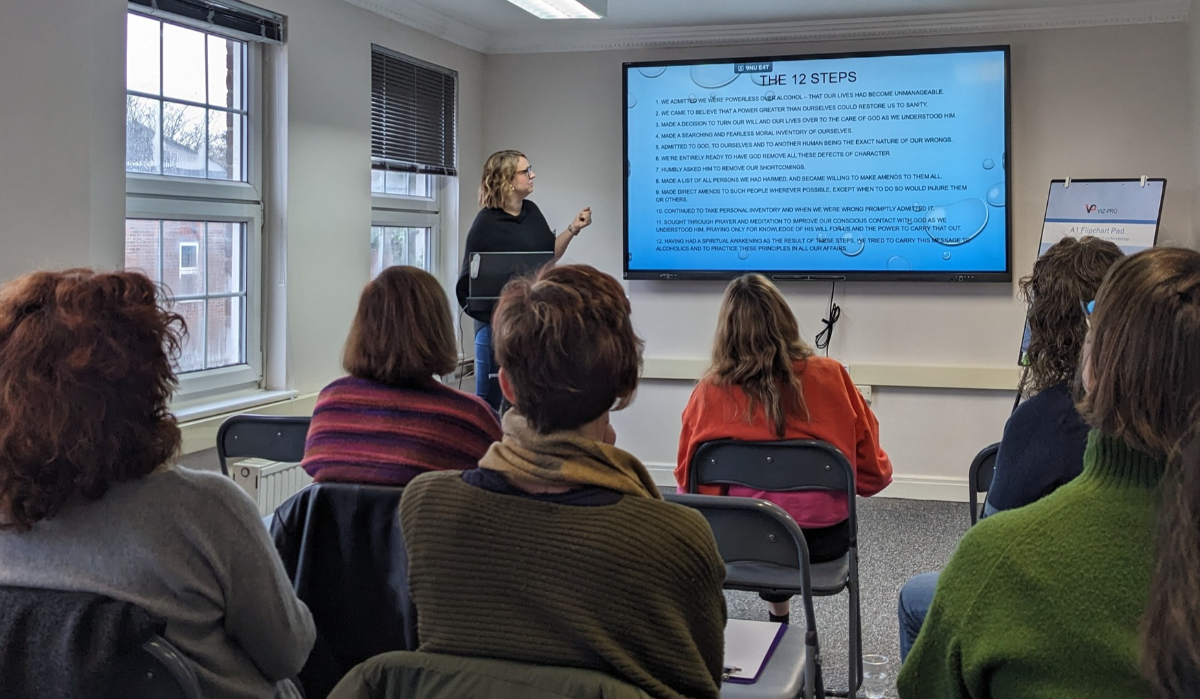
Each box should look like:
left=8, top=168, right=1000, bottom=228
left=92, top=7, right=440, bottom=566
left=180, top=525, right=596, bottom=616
left=478, top=150, right=524, bottom=210
left=707, top=274, right=815, bottom=437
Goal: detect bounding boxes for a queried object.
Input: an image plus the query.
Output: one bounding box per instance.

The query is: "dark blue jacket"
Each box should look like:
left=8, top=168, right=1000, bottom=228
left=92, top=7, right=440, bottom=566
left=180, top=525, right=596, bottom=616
left=986, top=383, right=1089, bottom=513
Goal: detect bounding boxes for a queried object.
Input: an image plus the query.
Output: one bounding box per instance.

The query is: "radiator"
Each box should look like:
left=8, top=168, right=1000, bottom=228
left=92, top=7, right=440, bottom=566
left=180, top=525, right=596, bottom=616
left=230, top=459, right=314, bottom=517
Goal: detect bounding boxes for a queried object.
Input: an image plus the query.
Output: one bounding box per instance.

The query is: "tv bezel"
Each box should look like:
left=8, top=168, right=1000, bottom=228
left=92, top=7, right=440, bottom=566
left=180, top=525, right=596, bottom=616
left=622, top=44, right=1013, bottom=283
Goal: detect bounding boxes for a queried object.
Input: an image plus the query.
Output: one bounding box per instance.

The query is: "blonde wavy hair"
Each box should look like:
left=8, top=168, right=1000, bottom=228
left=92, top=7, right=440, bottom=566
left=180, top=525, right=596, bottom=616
left=707, top=274, right=815, bottom=437
left=478, top=150, right=525, bottom=210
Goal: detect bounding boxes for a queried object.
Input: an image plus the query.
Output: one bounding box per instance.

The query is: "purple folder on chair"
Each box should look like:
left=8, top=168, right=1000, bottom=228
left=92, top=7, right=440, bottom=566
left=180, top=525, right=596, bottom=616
left=723, top=619, right=788, bottom=684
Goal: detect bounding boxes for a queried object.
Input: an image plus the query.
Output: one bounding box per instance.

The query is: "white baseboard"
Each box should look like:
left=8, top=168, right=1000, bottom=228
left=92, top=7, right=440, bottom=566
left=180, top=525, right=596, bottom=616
left=876, top=476, right=969, bottom=503
left=645, top=462, right=970, bottom=503
left=646, top=463, right=678, bottom=489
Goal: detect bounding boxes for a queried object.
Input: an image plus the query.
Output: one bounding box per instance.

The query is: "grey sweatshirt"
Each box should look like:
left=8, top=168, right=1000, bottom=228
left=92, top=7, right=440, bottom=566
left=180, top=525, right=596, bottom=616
left=0, top=465, right=315, bottom=699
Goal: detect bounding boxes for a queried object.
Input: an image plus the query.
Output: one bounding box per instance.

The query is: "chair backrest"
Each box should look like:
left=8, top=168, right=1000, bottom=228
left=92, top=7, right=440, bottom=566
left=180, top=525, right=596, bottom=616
left=0, top=586, right=178, bottom=699
left=216, top=414, right=312, bottom=476
left=108, top=636, right=202, bottom=699
left=691, top=439, right=858, bottom=540
left=666, top=493, right=810, bottom=573
left=270, top=482, right=413, bottom=699
left=967, top=442, right=1000, bottom=525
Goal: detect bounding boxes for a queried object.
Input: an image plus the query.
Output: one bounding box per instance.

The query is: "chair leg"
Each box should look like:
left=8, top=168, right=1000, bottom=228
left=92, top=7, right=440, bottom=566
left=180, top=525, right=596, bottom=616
left=822, top=580, right=862, bottom=697
left=849, top=577, right=862, bottom=695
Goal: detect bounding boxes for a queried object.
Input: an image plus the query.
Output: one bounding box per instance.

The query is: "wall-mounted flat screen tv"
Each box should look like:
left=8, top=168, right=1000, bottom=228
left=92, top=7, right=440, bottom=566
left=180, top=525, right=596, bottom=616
left=623, top=46, right=1011, bottom=282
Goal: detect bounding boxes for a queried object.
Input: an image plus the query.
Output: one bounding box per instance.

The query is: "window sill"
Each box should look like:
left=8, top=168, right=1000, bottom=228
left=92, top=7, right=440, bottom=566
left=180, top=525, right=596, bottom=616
left=173, top=388, right=298, bottom=423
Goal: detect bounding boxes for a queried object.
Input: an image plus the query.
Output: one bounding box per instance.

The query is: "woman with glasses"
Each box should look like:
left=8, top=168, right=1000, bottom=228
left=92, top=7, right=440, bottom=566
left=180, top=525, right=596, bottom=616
left=455, top=150, right=592, bottom=410
left=897, top=235, right=1124, bottom=660
left=899, top=246, right=1200, bottom=698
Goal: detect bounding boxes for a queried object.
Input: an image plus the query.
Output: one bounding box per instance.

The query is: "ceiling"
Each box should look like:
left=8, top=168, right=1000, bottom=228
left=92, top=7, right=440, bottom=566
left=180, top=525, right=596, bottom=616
left=344, top=0, right=1189, bottom=53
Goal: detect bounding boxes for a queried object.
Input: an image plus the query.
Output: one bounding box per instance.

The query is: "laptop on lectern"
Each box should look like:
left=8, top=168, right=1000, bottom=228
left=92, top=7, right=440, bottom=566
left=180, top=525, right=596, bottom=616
left=465, top=251, right=555, bottom=319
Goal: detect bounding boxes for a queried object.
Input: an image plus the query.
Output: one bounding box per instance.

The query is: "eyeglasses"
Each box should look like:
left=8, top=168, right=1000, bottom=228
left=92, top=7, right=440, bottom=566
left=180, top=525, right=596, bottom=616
left=515, top=166, right=534, bottom=177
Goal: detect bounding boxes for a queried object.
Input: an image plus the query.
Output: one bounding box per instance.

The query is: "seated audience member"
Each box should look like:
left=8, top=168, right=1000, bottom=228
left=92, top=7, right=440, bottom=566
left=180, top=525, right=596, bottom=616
left=0, top=269, right=315, bottom=699
left=301, top=266, right=501, bottom=486
left=1143, top=415, right=1200, bottom=699
left=676, top=273, right=892, bottom=623
left=400, top=264, right=727, bottom=699
left=897, top=235, right=1124, bottom=660
left=897, top=247, right=1200, bottom=699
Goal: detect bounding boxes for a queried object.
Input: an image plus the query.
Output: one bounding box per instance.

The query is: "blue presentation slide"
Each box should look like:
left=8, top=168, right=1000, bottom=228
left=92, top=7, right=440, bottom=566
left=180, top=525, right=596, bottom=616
left=625, top=49, right=1009, bottom=275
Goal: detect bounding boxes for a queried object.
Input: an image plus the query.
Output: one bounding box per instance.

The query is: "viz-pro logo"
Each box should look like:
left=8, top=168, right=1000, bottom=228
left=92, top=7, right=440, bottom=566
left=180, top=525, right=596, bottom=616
left=1085, top=204, right=1097, bottom=213
left=1086, top=204, right=1119, bottom=214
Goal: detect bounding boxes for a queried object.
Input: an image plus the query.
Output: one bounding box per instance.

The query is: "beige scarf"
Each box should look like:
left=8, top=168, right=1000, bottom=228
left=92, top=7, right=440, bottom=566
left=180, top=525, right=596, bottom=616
left=479, top=411, right=662, bottom=500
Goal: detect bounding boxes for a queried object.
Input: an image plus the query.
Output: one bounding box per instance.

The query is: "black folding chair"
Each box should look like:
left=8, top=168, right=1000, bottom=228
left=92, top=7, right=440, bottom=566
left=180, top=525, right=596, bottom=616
left=109, top=636, right=203, bottom=699
left=689, top=439, right=859, bottom=697
left=0, top=586, right=201, bottom=699
left=968, top=442, right=1001, bottom=525
left=665, top=493, right=824, bottom=699
left=215, top=414, right=312, bottom=477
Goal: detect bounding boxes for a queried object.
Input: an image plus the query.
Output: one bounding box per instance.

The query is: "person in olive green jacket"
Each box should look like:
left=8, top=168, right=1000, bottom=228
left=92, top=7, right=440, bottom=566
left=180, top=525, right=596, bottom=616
left=898, top=247, right=1200, bottom=699
left=401, top=264, right=727, bottom=699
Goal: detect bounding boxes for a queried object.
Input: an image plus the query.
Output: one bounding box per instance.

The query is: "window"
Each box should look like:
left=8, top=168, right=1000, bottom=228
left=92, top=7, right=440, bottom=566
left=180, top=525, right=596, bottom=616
left=369, top=46, right=457, bottom=278
left=124, top=2, right=282, bottom=399
left=178, top=241, right=200, bottom=272
left=371, top=170, right=432, bottom=198
left=370, top=227, right=430, bottom=278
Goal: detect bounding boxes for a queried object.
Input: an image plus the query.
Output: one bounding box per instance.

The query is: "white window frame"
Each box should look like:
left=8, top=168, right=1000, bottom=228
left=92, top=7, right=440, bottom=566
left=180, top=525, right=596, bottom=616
left=178, top=241, right=200, bottom=272
left=370, top=176, right=440, bottom=277
left=125, top=10, right=265, bottom=401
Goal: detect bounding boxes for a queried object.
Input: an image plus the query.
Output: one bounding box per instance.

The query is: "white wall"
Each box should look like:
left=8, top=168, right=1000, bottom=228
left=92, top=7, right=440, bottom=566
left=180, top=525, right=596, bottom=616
left=0, top=0, right=127, bottom=284
left=253, top=0, right=485, bottom=394
left=0, top=0, right=484, bottom=401
left=481, top=23, right=1194, bottom=497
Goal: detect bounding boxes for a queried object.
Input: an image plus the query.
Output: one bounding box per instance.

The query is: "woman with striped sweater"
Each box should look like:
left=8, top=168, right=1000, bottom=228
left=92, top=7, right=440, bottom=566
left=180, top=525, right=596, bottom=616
left=301, top=266, right=501, bottom=486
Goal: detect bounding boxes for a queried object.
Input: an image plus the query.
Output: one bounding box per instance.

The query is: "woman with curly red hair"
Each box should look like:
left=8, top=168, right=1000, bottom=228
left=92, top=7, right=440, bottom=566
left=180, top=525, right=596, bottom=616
left=0, top=269, right=315, bottom=699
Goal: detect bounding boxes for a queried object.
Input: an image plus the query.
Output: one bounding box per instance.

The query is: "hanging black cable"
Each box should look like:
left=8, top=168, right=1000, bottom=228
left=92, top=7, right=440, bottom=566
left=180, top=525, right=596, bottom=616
left=814, top=280, right=840, bottom=356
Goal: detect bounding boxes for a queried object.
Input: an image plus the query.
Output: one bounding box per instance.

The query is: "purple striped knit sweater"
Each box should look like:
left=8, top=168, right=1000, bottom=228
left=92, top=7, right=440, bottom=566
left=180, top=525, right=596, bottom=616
left=301, top=376, right=502, bottom=486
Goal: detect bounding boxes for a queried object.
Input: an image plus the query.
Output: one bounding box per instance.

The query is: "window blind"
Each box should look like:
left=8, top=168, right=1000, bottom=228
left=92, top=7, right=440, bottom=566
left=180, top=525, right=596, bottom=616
left=371, top=45, right=458, bottom=177
left=128, top=0, right=284, bottom=44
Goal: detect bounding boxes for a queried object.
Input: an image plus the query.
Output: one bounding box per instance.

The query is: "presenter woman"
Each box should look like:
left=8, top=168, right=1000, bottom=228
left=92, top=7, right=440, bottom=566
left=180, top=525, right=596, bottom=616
left=676, top=273, right=893, bottom=623
left=456, top=150, right=592, bottom=409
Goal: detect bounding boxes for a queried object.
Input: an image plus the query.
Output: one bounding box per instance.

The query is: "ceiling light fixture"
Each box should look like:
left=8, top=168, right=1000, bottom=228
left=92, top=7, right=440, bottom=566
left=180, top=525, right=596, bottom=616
left=504, top=0, right=606, bottom=19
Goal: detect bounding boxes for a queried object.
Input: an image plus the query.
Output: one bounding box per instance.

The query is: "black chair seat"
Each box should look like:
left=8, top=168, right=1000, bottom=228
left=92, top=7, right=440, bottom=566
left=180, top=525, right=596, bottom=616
left=724, top=561, right=804, bottom=593
left=809, top=554, right=850, bottom=594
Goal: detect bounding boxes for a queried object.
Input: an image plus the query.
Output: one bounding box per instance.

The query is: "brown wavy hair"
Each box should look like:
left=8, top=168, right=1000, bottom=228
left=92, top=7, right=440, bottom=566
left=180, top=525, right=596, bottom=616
left=493, top=264, right=642, bottom=433
left=478, top=150, right=525, bottom=210
left=707, top=274, right=815, bottom=438
left=1073, top=247, right=1200, bottom=697
left=343, top=266, right=456, bottom=386
left=1145, top=414, right=1200, bottom=698
left=0, top=269, right=184, bottom=532
left=1018, top=236, right=1124, bottom=397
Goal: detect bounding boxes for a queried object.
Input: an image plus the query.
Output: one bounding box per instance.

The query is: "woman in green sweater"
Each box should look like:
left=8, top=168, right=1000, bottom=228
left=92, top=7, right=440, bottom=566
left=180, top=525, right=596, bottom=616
left=898, top=247, right=1200, bottom=699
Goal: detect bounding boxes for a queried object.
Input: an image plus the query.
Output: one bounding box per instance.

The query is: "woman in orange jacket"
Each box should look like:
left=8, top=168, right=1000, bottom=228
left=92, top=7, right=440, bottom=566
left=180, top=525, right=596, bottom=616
left=676, top=273, right=893, bottom=622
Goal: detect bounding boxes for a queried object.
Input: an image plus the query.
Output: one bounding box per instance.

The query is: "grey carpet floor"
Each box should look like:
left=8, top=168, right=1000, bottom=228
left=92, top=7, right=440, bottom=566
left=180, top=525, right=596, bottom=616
left=713, top=495, right=970, bottom=698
